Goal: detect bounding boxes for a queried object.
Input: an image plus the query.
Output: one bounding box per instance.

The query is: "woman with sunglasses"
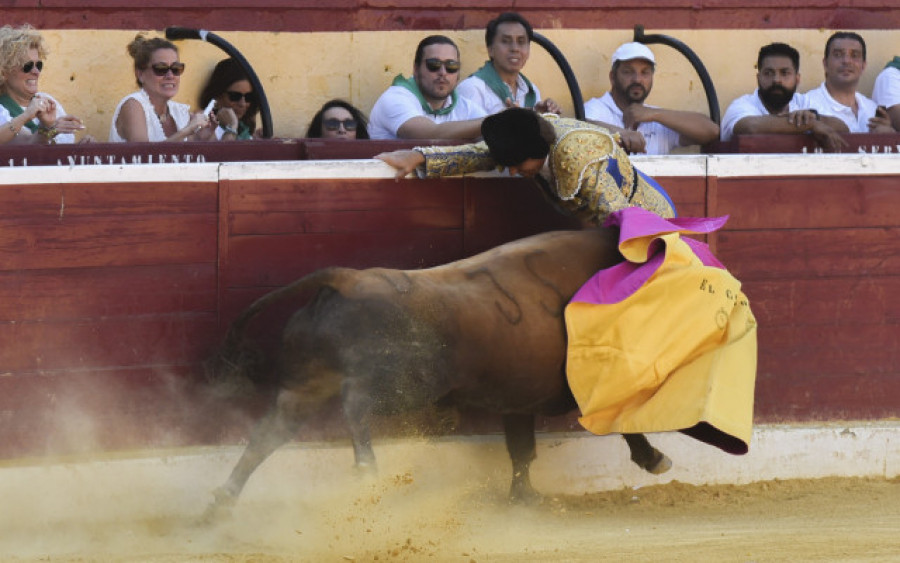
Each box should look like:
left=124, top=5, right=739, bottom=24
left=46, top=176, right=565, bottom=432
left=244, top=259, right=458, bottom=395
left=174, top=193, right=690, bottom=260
left=198, top=58, right=260, bottom=141
left=109, top=33, right=212, bottom=142
left=305, top=99, right=370, bottom=140
left=0, top=24, right=86, bottom=144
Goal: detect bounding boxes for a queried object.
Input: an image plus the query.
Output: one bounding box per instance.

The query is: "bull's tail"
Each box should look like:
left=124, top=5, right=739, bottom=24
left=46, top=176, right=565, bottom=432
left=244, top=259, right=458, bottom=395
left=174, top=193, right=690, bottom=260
left=205, top=267, right=345, bottom=395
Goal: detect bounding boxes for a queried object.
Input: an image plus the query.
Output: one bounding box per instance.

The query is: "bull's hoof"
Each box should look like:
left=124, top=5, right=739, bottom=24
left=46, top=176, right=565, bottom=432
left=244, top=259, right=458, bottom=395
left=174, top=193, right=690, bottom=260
left=509, top=480, right=543, bottom=506
left=198, top=488, right=237, bottom=525
left=646, top=452, right=673, bottom=475
left=353, top=461, right=379, bottom=480
left=509, top=488, right=543, bottom=506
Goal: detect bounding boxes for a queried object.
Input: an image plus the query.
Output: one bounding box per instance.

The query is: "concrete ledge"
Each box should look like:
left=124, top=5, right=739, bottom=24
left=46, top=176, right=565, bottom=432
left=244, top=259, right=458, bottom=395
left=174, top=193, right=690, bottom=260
left=0, top=421, right=896, bottom=525
left=534, top=421, right=900, bottom=494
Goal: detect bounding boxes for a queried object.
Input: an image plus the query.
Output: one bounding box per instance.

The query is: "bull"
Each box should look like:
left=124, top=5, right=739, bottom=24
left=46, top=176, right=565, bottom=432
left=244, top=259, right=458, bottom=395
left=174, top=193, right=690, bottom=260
left=206, top=227, right=671, bottom=516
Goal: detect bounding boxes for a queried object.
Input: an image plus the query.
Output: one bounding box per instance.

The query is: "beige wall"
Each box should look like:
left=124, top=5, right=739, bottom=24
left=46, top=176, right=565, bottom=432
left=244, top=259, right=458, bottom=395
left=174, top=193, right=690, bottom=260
left=36, top=29, right=900, bottom=141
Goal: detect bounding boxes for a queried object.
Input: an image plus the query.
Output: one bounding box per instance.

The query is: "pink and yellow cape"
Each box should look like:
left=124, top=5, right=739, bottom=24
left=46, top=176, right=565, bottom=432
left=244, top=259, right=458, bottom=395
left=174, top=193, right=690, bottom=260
left=565, top=207, right=758, bottom=454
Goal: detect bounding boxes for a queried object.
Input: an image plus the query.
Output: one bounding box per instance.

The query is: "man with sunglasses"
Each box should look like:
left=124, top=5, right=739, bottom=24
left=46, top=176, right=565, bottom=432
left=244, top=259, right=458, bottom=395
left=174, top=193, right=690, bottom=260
left=368, top=35, right=487, bottom=140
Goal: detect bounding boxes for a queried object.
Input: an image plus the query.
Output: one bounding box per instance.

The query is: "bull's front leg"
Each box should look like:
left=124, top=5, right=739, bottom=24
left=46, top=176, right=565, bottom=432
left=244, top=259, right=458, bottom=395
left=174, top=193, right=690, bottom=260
left=503, top=413, right=541, bottom=504
left=622, top=433, right=672, bottom=474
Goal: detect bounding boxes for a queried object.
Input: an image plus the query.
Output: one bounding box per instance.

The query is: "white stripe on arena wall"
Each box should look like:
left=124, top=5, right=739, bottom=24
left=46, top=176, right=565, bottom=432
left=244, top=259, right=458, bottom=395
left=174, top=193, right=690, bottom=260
left=4, top=153, right=900, bottom=186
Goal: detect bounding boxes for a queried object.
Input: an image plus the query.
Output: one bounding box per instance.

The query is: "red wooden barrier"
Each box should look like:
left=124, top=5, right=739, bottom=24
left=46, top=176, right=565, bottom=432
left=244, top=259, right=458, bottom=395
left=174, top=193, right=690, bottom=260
left=5, top=1, right=899, bottom=31
left=1, top=140, right=898, bottom=459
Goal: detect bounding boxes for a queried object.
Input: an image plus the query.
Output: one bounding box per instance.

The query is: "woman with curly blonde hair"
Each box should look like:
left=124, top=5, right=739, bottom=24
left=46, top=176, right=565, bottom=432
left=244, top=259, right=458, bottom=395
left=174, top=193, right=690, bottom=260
left=0, top=24, right=86, bottom=144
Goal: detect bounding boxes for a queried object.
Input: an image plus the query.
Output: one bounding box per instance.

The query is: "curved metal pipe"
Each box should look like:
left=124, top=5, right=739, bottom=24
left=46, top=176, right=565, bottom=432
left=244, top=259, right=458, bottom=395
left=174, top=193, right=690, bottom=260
left=633, top=25, right=720, bottom=125
left=532, top=32, right=585, bottom=121
left=165, top=27, right=274, bottom=138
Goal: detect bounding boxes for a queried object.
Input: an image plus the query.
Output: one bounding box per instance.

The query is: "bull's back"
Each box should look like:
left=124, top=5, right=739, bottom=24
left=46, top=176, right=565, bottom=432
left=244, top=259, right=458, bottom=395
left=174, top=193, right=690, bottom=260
left=384, top=229, right=618, bottom=412
left=298, top=228, right=620, bottom=414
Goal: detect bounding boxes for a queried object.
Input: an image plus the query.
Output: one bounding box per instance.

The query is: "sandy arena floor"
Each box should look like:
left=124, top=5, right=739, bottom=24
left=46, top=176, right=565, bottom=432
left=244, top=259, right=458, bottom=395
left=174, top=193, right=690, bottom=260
left=1, top=439, right=898, bottom=562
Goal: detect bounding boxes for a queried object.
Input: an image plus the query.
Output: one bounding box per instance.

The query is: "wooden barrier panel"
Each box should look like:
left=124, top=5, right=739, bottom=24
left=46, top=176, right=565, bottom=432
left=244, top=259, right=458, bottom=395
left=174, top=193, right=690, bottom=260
left=0, top=165, right=223, bottom=457
left=712, top=133, right=900, bottom=155
left=709, top=154, right=900, bottom=422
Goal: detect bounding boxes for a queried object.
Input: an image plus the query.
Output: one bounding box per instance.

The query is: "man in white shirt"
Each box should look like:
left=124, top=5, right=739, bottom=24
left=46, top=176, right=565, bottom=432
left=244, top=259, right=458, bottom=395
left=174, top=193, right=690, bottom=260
left=804, top=32, right=894, bottom=134
left=872, top=58, right=900, bottom=130
left=368, top=35, right=487, bottom=140
left=720, top=42, right=847, bottom=151
left=456, top=12, right=561, bottom=116
left=584, top=42, right=719, bottom=155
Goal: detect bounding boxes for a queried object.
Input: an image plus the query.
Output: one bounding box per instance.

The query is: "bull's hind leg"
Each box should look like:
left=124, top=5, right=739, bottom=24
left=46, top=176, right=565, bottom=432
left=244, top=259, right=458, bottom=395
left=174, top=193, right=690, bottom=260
left=341, top=377, right=377, bottom=474
left=205, top=374, right=342, bottom=520
left=622, top=433, right=672, bottom=475
left=503, top=413, right=541, bottom=504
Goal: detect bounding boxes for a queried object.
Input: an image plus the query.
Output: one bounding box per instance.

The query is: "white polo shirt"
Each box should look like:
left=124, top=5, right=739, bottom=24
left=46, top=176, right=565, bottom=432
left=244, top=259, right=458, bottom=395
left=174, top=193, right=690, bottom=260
left=583, top=92, right=681, bottom=155
left=872, top=66, right=900, bottom=109
left=804, top=82, right=878, bottom=133
left=368, top=85, right=487, bottom=140
left=720, top=89, right=810, bottom=141
left=456, top=74, right=543, bottom=115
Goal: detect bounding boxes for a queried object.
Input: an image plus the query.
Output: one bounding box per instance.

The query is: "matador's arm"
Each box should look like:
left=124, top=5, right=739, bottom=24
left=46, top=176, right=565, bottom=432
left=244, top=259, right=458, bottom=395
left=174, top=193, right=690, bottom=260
left=415, top=141, right=499, bottom=178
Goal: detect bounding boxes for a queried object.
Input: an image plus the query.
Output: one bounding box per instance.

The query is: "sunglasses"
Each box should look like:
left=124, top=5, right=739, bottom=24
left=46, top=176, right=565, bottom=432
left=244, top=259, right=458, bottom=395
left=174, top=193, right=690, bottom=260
left=423, top=58, right=461, bottom=74
left=323, top=118, right=358, bottom=132
left=225, top=91, right=256, bottom=103
left=150, top=62, right=186, bottom=77
left=22, top=60, right=43, bottom=73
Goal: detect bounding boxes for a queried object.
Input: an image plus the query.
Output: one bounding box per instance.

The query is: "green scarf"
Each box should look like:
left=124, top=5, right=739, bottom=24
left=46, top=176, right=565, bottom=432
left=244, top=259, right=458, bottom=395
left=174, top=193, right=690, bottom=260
left=885, top=56, right=900, bottom=71
left=0, top=94, right=38, bottom=132
left=237, top=121, right=252, bottom=140
left=471, top=61, right=537, bottom=109
left=391, top=74, right=458, bottom=116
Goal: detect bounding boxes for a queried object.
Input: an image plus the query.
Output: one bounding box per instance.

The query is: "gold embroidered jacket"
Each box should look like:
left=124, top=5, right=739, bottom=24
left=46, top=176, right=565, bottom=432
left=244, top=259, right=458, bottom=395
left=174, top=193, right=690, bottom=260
left=416, top=114, right=676, bottom=223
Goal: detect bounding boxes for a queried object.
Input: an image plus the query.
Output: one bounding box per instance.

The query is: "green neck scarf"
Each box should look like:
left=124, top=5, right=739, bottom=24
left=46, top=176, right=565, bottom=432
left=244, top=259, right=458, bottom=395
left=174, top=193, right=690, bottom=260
left=237, top=121, right=252, bottom=140
left=472, top=61, right=537, bottom=109
left=0, top=94, right=38, bottom=132
left=391, top=74, right=458, bottom=116
left=885, top=56, right=900, bottom=71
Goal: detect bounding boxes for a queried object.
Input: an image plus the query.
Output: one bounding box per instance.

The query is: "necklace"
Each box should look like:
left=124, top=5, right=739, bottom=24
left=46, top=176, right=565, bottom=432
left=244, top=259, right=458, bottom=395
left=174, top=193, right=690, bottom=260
left=157, top=109, right=169, bottom=125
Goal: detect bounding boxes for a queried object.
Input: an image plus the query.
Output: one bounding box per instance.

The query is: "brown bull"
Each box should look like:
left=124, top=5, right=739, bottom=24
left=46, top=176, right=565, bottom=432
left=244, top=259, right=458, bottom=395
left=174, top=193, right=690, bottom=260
left=207, top=227, right=671, bottom=516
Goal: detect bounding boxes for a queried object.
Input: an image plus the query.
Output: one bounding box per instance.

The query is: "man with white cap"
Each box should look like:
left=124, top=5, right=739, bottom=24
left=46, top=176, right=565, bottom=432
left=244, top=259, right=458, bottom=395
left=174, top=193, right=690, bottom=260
left=584, top=41, right=719, bottom=155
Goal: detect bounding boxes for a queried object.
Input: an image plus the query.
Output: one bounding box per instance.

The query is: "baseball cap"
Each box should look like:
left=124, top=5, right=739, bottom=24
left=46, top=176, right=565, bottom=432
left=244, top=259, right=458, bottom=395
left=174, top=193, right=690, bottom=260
left=611, top=42, right=656, bottom=67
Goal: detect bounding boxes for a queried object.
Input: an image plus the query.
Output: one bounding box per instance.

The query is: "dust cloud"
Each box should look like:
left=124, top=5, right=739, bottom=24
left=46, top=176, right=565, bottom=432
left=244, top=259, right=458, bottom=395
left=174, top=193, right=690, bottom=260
left=1, top=436, right=899, bottom=562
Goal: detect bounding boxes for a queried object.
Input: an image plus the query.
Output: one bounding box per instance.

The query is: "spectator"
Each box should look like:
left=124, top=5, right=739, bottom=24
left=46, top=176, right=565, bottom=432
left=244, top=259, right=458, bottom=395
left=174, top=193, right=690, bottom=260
left=368, top=35, right=487, bottom=140
left=109, top=33, right=213, bottom=142
left=720, top=42, right=847, bottom=151
left=306, top=99, right=370, bottom=139
left=199, top=58, right=259, bottom=140
left=584, top=42, right=719, bottom=154
left=804, top=32, right=894, bottom=133
left=456, top=12, right=561, bottom=115
left=872, top=57, right=900, bottom=130
left=0, top=24, right=86, bottom=144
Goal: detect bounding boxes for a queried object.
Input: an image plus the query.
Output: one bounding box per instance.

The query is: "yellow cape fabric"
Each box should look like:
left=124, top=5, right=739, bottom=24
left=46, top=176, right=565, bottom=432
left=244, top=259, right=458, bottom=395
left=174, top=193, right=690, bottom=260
left=565, top=232, right=758, bottom=454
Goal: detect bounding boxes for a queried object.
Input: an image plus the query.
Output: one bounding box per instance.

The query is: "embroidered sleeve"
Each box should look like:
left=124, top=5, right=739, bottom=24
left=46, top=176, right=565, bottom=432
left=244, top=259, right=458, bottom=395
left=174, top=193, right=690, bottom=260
left=415, top=142, right=498, bottom=178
